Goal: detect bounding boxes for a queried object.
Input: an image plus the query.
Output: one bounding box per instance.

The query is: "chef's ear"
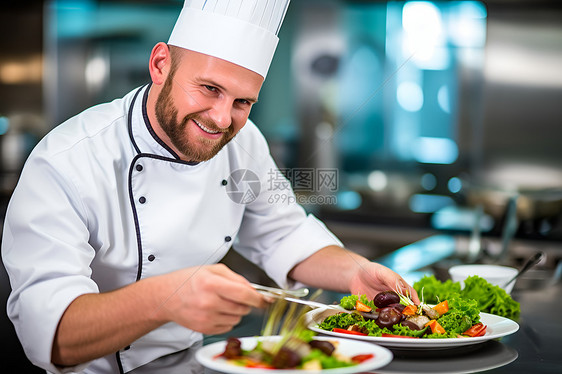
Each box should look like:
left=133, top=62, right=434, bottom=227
left=149, top=42, right=171, bottom=85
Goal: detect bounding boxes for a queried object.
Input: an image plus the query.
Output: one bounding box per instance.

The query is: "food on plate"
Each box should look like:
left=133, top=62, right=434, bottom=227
left=216, top=336, right=374, bottom=370
left=374, top=290, right=400, bottom=308
left=413, top=275, right=520, bottom=320
left=318, top=289, right=486, bottom=339
left=215, top=291, right=376, bottom=370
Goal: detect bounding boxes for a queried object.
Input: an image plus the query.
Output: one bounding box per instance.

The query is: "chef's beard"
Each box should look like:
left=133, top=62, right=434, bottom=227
left=154, top=71, right=235, bottom=162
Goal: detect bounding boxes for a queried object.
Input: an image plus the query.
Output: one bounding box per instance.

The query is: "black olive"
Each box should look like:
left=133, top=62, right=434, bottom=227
left=223, top=337, right=242, bottom=359
left=375, top=306, right=402, bottom=329
left=387, top=303, right=406, bottom=321
left=309, top=340, right=335, bottom=356
left=272, top=347, right=302, bottom=369
left=388, top=303, right=405, bottom=313
left=374, top=291, right=400, bottom=308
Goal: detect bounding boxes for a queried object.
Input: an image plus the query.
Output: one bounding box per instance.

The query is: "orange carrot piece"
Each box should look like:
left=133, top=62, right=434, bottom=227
left=402, top=304, right=418, bottom=315
left=356, top=300, right=372, bottom=312
left=425, top=319, right=446, bottom=334
left=433, top=300, right=449, bottom=316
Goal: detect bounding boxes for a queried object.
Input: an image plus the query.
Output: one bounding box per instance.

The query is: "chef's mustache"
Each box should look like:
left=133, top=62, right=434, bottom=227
left=182, top=114, right=232, bottom=135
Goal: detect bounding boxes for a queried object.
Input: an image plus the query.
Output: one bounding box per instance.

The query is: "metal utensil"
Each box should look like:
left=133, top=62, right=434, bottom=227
left=250, top=283, right=309, bottom=298
left=251, top=283, right=349, bottom=312
left=282, top=296, right=349, bottom=312
left=502, top=251, right=544, bottom=289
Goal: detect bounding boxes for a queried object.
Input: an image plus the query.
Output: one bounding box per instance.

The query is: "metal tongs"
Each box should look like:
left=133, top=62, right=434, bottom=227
left=279, top=296, right=349, bottom=312
left=250, top=283, right=310, bottom=298
left=251, top=283, right=348, bottom=312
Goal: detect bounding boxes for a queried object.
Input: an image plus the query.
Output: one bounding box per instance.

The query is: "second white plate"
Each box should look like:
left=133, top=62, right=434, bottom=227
left=196, top=335, right=393, bottom=374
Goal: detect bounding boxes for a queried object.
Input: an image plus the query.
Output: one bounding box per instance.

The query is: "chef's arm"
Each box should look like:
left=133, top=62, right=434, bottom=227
left=288, top=245, right=419, bottom=303
left=52, top=264, right=268, bottom=367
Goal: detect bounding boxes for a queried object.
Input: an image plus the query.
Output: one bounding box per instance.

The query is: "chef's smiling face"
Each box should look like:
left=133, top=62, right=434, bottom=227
left=149, top=44, right=263, bottom=162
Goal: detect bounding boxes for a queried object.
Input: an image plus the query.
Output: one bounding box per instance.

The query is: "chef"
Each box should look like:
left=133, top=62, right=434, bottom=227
left=1, top=1, right=419, bottom=373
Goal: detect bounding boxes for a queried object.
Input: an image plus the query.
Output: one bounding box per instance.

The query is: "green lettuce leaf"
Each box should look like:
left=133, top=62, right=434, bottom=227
left=461, top=276, right=520, bottom=320
left=414, top=275, right=461, bottom=304
left=339, top=294, right=375, bottom=310
left=414, top=274, right=520, bottom=320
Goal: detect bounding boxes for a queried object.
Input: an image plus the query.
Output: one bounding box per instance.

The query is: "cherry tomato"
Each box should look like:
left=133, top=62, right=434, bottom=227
left=246, top=360, right=274, bottom=369
left=463, top=323, right=487, bottom=337
left=332, top=328, right=368, bottom=336
left=351, top=353, right=374, bottom=363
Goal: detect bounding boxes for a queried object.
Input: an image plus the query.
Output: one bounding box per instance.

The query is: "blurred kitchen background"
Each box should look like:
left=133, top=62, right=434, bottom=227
left=1, top=0, right=562, bottom=371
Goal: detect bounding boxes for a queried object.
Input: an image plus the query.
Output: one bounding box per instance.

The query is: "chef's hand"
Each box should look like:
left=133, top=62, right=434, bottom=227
left=349, top=262, right=420, bottom=304
left=288, top=245, right=419, bottom=304
left=155, top=264, right=270, bottom=335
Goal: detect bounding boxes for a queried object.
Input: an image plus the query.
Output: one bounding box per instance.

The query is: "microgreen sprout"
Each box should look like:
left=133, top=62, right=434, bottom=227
left=261, top=289, right=323, bottom=354
left=393, top=280, right=414, bottom=306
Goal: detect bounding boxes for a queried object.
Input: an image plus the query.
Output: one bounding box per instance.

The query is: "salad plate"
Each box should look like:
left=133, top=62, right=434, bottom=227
left=305, top=308, right=519, bottom=349
left=195, top=335, right=393, bottom=374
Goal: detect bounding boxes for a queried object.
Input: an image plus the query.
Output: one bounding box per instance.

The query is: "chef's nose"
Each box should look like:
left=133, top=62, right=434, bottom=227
left=210, top=99, right=232, bottom=130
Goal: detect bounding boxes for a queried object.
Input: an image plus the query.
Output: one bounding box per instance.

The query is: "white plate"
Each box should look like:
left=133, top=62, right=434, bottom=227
left=195, top=335, right=393, bottom=374
left=305, top=308, right=519, bottom=349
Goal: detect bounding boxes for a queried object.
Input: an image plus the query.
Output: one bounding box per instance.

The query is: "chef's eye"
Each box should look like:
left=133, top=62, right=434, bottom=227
left=235, top=98, right=250, bottom=106
left=204, top=85, right=218, bottom=92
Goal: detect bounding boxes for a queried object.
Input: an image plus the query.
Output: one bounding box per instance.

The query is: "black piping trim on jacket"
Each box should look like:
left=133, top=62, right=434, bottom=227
left=130, top=82, right=199, bottom=165
left=128, top=153, right=146, bottom=282
left=128, top=151, right=200, bottom=280
left=115, top=351, right=125, bottom=374
left=141, top=85, right=183, bottom=160
left=127, top=85, right=206, bottom=283
left=127, top=85, right=146, bottom=155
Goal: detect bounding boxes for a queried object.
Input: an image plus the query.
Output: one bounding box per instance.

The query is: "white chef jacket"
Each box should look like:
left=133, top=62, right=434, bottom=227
left=1, top=85, right=342, bottom=373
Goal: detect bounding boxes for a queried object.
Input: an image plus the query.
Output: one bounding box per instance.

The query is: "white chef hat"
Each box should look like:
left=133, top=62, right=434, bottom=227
left=168, top=0, right=291, bottom=78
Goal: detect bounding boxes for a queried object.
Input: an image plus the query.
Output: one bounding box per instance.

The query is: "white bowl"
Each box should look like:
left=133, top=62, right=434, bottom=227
left=448, top=264, right=518, bottom=294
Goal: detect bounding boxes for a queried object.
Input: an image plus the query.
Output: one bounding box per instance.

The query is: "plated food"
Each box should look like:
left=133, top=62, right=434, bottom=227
left=217, top=335, right=370, bottom=369
left=316, top=290, right=486, bottom=339
left=195, top=335, right=393, bottom=374
left=196, top=290, right=393, bottom=373
left=306, top=282, right=519, bottom=349
left=306, top=309, right=519, bottom=349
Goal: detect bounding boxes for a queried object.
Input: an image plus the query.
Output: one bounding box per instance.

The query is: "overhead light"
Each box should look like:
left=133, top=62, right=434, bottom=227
left=0, top=54, right=42, bottom=84
left=413, top=137, right=458, bottom=164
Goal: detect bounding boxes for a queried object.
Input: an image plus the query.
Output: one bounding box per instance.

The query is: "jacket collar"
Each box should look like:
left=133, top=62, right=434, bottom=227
left=128, top=84, right=198, bottom=165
